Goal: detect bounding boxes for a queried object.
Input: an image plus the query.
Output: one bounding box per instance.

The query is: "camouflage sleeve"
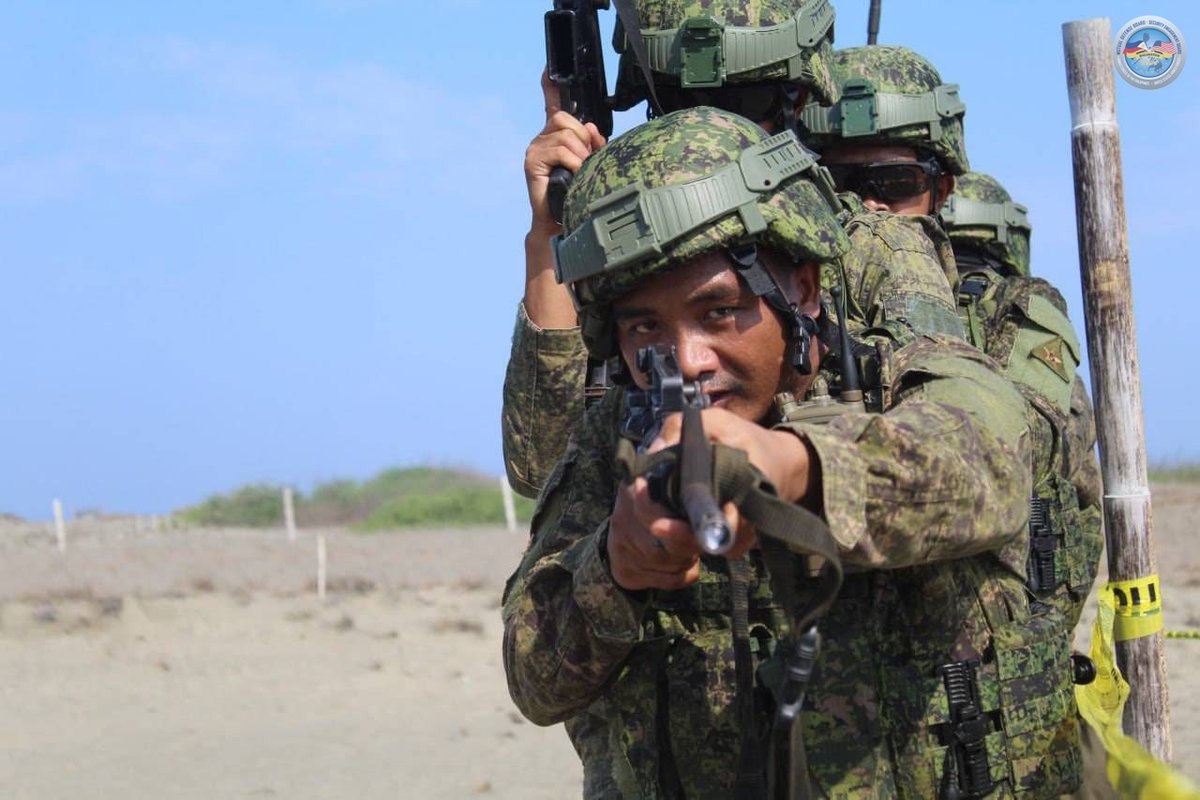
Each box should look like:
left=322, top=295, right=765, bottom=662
left=501, top=302, right=588, bottom=498
left=565, top=704, right=619, bottom=798
left=838, top=204, right=966, bottom=340
left=502, top=392, right=646, bottom=727
left=782, top=335, right=1031, bottom=569
left=1068, top=376, right=1102, bottom=509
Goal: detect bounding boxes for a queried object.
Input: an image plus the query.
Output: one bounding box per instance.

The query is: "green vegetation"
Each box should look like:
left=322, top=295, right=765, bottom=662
left=178, top=467, right=536, bottom=529
left=180, top=483, right=284, bottom=527
left=1148, top=463, right=1200, bottom=484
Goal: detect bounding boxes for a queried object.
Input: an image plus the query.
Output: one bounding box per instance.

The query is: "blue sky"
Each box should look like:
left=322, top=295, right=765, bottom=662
left=0, top=2, right=1195, bottom=520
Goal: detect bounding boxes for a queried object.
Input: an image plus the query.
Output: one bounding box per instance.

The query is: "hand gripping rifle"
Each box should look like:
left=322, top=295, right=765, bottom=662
left=621, top=344, right=846, bottom=799
left=621, top=345, right=734, bottom=554
left=544, top=0, right=615, bottom=224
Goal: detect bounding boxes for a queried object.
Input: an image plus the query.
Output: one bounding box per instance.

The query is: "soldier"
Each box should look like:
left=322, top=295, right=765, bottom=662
left=943, top=172, right=1104, bottom=629
left=503, top=106, right=1083, bottom=798
left=505, top=0, right=962, bottom=500
left=801, top=47, right=1103, bottom=632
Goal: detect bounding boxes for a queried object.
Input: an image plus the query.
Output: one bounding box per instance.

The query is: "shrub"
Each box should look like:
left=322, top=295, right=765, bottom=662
left=180, top=483, right=283, bottom=527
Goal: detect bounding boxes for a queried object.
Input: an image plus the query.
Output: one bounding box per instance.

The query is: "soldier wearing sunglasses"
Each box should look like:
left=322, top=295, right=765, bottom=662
left=804, top=47, right=1111, bottom=798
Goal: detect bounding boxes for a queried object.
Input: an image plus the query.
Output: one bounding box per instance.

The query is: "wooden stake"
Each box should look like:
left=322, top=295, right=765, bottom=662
left=283, top=487, right=297, bottom=543
left=500, top=477, right=517, bottom=533
left=52, top=498, right=66, bottom=553
left=317, top=534, right=327, bottom=601
left=1063, top=17, right=1170, bottom=761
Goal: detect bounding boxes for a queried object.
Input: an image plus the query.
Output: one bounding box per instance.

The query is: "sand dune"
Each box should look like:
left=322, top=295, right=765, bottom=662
left=2, top=485, right=1198, bottom=798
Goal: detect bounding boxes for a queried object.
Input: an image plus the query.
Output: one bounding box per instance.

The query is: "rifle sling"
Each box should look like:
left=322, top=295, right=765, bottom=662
left=611, top=0, right=665, bottom=117
left=615, top=439, right=844, bottom=629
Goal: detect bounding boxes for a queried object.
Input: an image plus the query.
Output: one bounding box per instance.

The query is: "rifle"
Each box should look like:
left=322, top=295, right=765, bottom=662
left=622, top=345, right=733, bottom=555
left=544, top=0, right=615, bottom=223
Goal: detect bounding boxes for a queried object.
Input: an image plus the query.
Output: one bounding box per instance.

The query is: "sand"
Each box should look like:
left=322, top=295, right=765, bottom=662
left=2, top=484, right=1198, bottom=798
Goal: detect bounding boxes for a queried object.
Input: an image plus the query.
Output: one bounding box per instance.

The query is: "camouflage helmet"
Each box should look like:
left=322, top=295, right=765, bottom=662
left=553, top=106, right=850, bottom=357
left=942, top=171, right=1032, bottom=276
left=800, top=45, right=969, bottom=175
left=612, top=0, right=840, bottom=113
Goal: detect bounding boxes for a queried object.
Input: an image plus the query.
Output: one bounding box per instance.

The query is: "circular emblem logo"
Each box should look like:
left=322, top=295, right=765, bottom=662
left=1115, top=16, right=1186, bottom=89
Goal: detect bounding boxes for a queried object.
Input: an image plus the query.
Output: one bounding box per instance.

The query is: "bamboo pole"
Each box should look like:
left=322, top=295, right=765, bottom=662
left=1062, top=17, right=1170, bottom=761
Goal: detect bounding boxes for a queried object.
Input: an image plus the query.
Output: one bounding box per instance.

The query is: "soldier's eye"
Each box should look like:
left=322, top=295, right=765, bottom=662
left=630, top=320, right=657, bottom=335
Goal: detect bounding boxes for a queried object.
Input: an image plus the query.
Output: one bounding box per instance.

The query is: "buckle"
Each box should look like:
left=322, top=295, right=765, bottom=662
left=1027, top=496, right=1060, bottom=595
left=838, top=79, right=878, bottom=137
left=936, top=660, right=995, bottom=799
left=680, top=16, right=723, bottom=88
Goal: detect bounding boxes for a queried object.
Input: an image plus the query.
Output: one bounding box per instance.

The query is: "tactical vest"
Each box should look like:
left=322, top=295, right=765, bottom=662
left=604, top=328, right=1082, bottom=799
left=955, top=259, right=1102, bottom=629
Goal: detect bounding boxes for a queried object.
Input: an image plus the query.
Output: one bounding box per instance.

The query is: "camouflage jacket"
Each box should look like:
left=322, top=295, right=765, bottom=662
left=503, top=334, right=1083, bottom=799
left=502, top=198, right=963, bottom=499
left=955, top=254, right=1104, bottom=628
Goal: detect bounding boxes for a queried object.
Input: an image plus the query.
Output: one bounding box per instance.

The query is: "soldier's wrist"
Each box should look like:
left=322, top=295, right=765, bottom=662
left=597, top=523, right=649, bottom=603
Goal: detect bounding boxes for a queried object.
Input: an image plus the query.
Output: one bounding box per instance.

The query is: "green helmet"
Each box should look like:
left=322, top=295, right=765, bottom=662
left=800, top=45, right=969, bottom=175
left=942, top=171, right=1032, bottom=276
left=553, top=106, right=850, bottom=357
left=612, top=0, right=840, bottom=114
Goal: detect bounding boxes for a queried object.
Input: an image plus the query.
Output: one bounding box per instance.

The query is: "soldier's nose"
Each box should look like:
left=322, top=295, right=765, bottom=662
left=674, top=337, right=719, bottom=383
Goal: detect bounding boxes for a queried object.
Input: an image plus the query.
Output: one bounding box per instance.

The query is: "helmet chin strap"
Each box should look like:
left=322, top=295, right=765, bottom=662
left=727, top=242, right=817, bottom=375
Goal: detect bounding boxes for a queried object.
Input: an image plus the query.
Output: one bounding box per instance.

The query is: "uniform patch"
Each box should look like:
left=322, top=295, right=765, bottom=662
left=1032, top=336, right=1072, bottom=382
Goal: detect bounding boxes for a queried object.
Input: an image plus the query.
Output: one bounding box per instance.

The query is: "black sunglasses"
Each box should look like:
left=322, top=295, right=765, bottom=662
left=824, top=158, right=942, bottom=204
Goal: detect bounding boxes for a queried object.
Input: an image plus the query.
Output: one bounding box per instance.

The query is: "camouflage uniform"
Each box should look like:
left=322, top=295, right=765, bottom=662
left=502, top=197, right=961, bottom=498
left=945, top=172, right=1104, bottom=629
left=802, top=46, right=1103, bottom=625
left=503, top=109, right=1082, bottom=799
left=503, top=3, right=963, bottom=500
left=799, top=45, right=970, bottom=175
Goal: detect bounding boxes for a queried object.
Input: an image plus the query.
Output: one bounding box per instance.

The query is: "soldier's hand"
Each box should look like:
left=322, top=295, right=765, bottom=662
left=608, top=476, right=703, bottom=592
left=651, top=407, right=819, bottom=510
left=526, top=69, right=606, bottom=234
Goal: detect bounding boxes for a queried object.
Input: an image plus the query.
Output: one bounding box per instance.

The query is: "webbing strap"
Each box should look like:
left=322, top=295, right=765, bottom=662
left=616, top=440, right=841, bottom=800
left=731, top=556, right=767, bottom=800
left=616, top=440, right=843, bottom=629
left=553, top=131, right=819, bottom=285
left=636, top=0, right=835, bottom=86
left=612, top=0, right=665, bottom=116
left=941, top=196, right=1030, bottom=245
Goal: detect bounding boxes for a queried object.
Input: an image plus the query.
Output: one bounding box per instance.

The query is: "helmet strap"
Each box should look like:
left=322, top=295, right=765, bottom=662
left=918, top=149, right=945, bottom=215
left=612, top=0, right=666, bottom=118
left=728, top=242, right=817, bottom=375
left=779, top=84, right=802, bottom=134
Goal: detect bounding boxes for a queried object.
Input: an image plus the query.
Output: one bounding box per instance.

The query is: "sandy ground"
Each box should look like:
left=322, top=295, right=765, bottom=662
left=2, top=483, right=1198, bottom=798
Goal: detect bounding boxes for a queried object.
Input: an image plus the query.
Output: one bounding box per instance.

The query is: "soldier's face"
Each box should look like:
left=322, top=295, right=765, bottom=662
left=820, top=143, right=955, bottom=216
left=613, top=250, right=821, bottom=423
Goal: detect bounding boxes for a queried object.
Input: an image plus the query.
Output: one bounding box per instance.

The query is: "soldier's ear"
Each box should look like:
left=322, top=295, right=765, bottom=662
left=788, top=262, right=822, bottom=318
left=936, top=175, right=956, bottom=212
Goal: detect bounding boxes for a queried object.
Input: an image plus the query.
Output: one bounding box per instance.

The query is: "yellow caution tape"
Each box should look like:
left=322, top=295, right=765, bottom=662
left=1075, top=585, right=1200, bottom=798
left=1108, top=574, right=1164, bottom=642
left=1166, top=630, right=1200, bottom=640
